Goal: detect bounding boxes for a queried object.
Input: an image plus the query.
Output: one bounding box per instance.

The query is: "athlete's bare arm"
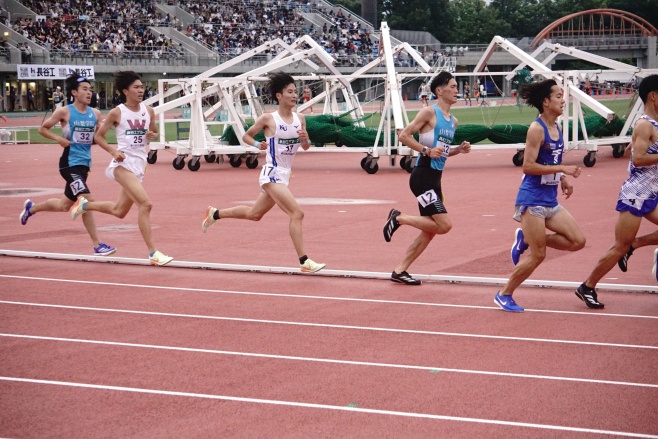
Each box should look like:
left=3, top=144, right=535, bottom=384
left=631, top=119, right=658, bottom=167
left=398, top=106, right=436, bottom=155
left=298, top=113, right=311, bottom=150
left=243, top=113, right=274, bottom=150
left=39, top=106, right=71, bottom=148
left=146, top=106, right=158, bottom=141
left=94, top=107, right=125, bottom=161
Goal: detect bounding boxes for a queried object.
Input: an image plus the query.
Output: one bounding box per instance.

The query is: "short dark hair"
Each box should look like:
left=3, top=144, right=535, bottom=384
left=520, top=79, right=558, bottom=113
left=65, top=72, right=90, bottom=96
left=639, top=74, right=658, bottom=104
left=267, top=72, right=295, bottom=103
left=114, top=71, right=141, bottom=101
left=429, top=71, right=453, bottom=96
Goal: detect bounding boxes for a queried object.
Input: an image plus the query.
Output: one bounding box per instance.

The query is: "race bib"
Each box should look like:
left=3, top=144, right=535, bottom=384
left=69, top=178, right=87, bottom=196
left=126, top=129, right=147, bottom=148
left=541, top=172, right=562, bottom=186
left=417, top=189, right=439, bottom=207
left=72, top=128, right=94, bottom=144
left=435, top=142, right=451, bottom=157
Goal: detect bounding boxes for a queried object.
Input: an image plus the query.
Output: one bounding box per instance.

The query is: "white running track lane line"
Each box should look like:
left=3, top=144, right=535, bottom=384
left=2, top=333, right=656, bottom=388
left=1, top=377, right=657, bottom=438
left=1, top=301, right=656, bottom=349
left=1, top=274, right=657, bottom=320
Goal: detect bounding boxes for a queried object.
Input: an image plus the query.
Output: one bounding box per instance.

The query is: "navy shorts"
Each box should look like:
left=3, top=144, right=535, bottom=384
left=616, top=197, right=658, bottom=217
left=409, top=166, right=447, bottom=216
left=59, top=165, right=91, bottom=202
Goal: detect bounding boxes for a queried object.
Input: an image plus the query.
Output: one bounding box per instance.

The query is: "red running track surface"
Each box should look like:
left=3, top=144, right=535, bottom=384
left=0, top=143, right=657, bottom=437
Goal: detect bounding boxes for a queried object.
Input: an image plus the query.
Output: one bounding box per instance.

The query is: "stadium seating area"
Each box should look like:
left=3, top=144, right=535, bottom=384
left=5, top=0, right=380, bottom=64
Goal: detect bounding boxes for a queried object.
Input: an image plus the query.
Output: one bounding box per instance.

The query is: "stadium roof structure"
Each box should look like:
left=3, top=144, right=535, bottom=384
left=532, top=8, right=658, bottom=47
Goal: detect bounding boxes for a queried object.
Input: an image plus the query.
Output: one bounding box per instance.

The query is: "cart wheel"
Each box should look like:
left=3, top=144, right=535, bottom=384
left=314, top=142, right=324, bottom=148
left=361, top=156, right=378, bottom=174
left=229, top=155, right=242, bottom=167
left=399, top=156, right=408, bottom=169
left=512, top=150, right=524, bottom=167
left=335, top=140, right=344, bottom=147
left=612, top=144, right=626, bottom=158
left=204, top=154, right=216, bottom=163
left=147, top=150, right=157, bottom=164
left=172, top=156, right=185, bottom=170
left=188, top=156, right=201, bottom=172
left=365, top=162, right=379, bottom=174
left=246, top=156, right=259, bottom=169
left=584, top=151, right=597, bottom=167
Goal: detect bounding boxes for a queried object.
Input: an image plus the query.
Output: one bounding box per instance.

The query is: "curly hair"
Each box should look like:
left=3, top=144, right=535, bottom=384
left=520, top=79, right=558, bottom=113
left=267, top=72, right=295, bottom=103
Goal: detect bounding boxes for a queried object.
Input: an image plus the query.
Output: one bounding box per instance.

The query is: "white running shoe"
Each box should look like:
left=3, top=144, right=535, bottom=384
left=301, top=258, right=326, bottom=273
left=71, top=196, right=88, bottom=220
left=150, top=250, right=173, bottom=266
left=202, top=206, right=218, bottom=233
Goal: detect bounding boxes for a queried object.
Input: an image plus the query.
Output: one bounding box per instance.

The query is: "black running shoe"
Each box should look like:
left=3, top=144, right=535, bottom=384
left=383, top=209, right=401, bottom=242
left=390, top=271, right=421, bottom=285
left=575, top=283, right=605, bottom=309
left=617, top=246, right=634, bottom=273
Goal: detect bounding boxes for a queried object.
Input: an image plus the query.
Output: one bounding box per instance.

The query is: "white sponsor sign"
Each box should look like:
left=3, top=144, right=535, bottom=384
left=16, top=65, right=95, bottom=80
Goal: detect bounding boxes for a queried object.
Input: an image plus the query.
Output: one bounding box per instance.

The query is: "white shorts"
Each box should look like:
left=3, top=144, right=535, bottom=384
left=259, top=165, right=291, bottom=188
left=105, top=155, right=147, bottom=182
left=513, top=204, right=563, bottom=222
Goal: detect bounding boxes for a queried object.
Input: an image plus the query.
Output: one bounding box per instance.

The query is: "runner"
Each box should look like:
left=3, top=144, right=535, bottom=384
left=495, top=79, right=585, bottom=312
left=578, top=74, right=658, bottom=303
left=202, top=72, right=325, bottom=273
left=20, top=73, right=116, bottom=256
left=383, top=71, right=471, bottom=285
left=70, top=71, right=173, bottom=266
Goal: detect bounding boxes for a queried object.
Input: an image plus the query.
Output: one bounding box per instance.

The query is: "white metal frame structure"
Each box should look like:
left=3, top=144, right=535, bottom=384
left=477, top=36, right=658, bottom=166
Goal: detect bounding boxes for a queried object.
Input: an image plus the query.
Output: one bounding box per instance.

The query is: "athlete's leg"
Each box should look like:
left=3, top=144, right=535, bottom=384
left=394, top=230, right=435, bottom=274
left=500, top=212, right=548, bottom=295
left=79, top=193, right=100, bottom=246
left=584, top=211, right=642, bottom=288
left=30, top=196, right=74, bottom=214
left=544, top=209, right=586, bottom=251
left=397, top=212, right=452, bottom=235
left=629, top=208, right=658, bottom=250
left=262, top=183, right=306, bottom=258
left=216, top=191, right=276, bottom=221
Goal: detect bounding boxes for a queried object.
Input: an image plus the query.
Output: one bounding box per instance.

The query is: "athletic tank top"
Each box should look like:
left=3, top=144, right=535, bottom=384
left=115, top=103, right=149, bottom=160
left=59, top=104, right=96, bottom=169
left=265, top=111, right=302, bottom=170
left=515, top=118, right=564, bottom=207
left=618, top=115, right=658, bottom=202
left=415, top=105, right=455, bottom=171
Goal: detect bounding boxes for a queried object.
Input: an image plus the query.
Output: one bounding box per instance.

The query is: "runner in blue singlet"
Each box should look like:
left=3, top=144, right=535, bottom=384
left=495, top=79, right=586, bottom=312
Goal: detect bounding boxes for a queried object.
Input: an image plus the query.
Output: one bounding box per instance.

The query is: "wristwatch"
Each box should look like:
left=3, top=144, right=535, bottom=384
left=421, top=146, right=429, bottom=156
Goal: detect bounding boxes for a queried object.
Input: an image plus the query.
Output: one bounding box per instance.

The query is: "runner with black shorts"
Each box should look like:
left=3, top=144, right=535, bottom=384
left=383, top=71, right=472, bottom=285
left=19, top=73, right=116, bottom=256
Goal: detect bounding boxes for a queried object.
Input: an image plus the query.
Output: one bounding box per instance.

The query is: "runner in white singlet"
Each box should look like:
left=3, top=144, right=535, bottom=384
left=69, top=70, right=173, bottom=266
left=202, top=72, right=325, bottom=273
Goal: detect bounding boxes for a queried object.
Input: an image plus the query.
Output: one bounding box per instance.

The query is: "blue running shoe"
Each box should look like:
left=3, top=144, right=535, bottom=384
left=653, top=249, right=658, bottom=282
left=94, top=242, right=117, bottom=256
left=494, top=291, right=524, bottom=312
left=20, top=199, right=34, bottom=225
left=511, top=228, right=528, bottom=265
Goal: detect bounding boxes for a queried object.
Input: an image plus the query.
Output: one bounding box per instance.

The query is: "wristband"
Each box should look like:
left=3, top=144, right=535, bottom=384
left=254, top=141, right=260, bottom=148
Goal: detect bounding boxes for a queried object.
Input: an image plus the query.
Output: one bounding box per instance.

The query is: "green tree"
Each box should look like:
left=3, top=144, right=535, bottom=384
left=379, top=0, right=453, bottom=41
left=446, top=0, right=512, bottom=44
